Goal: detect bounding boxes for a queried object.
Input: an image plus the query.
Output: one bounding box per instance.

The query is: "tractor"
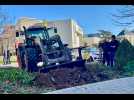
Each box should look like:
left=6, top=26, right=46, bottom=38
left=15, top=25, right=86, bottom=73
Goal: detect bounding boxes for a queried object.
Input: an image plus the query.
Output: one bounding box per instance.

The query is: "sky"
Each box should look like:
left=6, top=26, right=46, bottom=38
left=1, top=5, right=131, bottom=35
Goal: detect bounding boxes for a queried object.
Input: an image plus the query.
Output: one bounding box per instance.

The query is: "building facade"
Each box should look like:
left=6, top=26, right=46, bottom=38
left=16, top=17, right=43, bottom=31
left=83, top=34, right=101, bottom=47
left=0, top=37, right=3, bottom=55
left=0, top=17, right=85, bottom=55
left=0, top=25, right=16, bottom=55
left=47, top=19, right=84, bottom=48
left=118, top=30, right=134, bottom=45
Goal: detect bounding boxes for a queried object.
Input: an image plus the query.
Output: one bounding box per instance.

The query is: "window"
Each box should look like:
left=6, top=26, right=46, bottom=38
left=47, top=28, right=57, bottom=38
left=16, top=32, right=19, bottom=37
left=26, top=28, right=45, bottom=39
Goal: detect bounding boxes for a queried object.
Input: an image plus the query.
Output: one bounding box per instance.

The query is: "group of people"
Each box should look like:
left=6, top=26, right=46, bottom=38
left=99, top=35, right=119, bottom=67
left=3, top=49, right=11, bottom=65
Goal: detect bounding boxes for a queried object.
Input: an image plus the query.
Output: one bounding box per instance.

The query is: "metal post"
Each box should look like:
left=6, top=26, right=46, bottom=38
left=78, top=47, right=82, bottom=60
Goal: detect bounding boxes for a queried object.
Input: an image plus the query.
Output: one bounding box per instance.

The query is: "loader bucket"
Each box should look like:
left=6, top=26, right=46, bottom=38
left=40, top=59, right=86, bottom=73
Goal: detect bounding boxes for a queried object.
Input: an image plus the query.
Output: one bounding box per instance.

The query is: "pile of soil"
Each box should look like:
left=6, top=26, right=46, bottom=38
left=32, top=67, right=98, bottom=89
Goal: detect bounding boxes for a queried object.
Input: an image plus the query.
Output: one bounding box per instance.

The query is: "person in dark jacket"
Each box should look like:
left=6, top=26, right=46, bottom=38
left=109, top=35, right=119, bottom=67
left=3, top=50, right=6, bottom=65
left=99, top=39, right=110, bottom=66
left=7, top=50, right=11, bottom=64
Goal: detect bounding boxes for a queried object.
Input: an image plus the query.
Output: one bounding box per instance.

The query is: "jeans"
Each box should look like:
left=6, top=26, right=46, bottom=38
left=3, top=56, right=7, bottom=64
left=110, top=52, right=115, bottom=67
left=102, top=52, right=110, bottom=66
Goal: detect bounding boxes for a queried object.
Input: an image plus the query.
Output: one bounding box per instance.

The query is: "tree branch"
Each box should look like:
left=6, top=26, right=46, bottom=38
left=112, top=5, right=134, bottom=26
left=111, top=18, right=132, bottom=26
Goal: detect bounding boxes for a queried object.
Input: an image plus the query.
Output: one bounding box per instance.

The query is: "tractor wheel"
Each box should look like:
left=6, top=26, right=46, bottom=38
left=25, top=47, right=39, bottom=72
left=17, top=46, right=26, bottom=69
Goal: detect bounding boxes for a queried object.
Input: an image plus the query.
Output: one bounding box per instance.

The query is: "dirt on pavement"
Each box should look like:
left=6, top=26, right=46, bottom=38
left=33, top=66, right=111, bottom=89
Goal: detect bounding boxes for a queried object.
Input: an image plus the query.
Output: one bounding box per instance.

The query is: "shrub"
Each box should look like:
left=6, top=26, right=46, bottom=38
left=122, top=60, right=134, bottom=77
left=85, top=62, right=119, bottom=81
left=115, top=39, right=134, bottom=70
left=0, top=68, right=35, bottom=85
left=85, top=62, right=107, bottom=73
left=124, top=60, right=134, bottom=71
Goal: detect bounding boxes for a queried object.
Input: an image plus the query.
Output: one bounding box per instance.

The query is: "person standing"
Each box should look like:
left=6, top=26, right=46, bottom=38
left=3, top=50, right=6, bottom=64
left=3, top=49, right=7, bottom=65
left=99, top=39, right=110, bottom=66
left=109, top=35, right=119, bottom=67
left=7, top=50, right=11, bottom=64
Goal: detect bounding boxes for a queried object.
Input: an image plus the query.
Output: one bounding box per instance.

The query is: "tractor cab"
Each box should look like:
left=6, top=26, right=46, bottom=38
left=22, top=26, right=72, bottom=69
left=25, top=26, right=57, bottom=39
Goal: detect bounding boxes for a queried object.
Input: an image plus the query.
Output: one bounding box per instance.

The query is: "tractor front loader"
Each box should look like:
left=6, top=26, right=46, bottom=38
left=16, top=25, right=86, bottom=73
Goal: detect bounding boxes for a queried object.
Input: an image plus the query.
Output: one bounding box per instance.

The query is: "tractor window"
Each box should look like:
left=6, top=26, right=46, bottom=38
left=26, top=29, right=46, bottom=39
left=52, top=42, right=59, bottom=48
left=16, top=32, right=19, bottom=37
left=47, top=28, right=57, bottom=38
left=54, top=28, right=57, bottom=33
left=20, top=31, right=24, bottom=36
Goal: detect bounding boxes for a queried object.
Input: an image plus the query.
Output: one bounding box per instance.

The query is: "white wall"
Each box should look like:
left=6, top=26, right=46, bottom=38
left=16, top=17, right=42, bottom=31
left=47, top=19, right=73, bottom=48
left=71, top=20, right=84, bottom=48
left=84, top=37, right=101, bottom=47
left=47, top=19, right=84, bottom=48
left=124, top=34, right=134, bottom=46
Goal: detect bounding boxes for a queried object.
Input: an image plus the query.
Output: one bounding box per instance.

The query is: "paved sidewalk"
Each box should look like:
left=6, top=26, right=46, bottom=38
left=0, top=63, right=18, bottom=68
left=45, top=77, right=134, bottom=94
left=0, top=56, right=18, bottom=68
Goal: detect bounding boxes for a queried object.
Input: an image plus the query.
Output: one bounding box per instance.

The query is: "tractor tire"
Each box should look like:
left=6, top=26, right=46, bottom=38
left=25, top=47, right=39, bottom=72
left=17, top=46, right=26, bottom=69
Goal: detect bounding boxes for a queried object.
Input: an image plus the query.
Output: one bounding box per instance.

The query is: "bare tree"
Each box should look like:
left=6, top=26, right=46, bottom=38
left=112, top=5, right=134, bottom=26
left=0, top=6, right=13, bottom=33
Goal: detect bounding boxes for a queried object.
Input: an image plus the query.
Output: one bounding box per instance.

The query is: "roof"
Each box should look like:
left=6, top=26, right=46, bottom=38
left=48, top=19, right=71, bottom=23
left=17, top=17, right=43, bottom=25
left=84, top=33, right=100, bottom=37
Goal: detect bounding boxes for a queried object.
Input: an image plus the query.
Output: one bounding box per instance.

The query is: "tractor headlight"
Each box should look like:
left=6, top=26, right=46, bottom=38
left=37, top=62, right=44, bottom=67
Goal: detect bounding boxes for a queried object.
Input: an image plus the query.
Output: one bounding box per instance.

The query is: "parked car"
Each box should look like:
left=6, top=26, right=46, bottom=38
left=82, top=47, right=102, bottom=62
